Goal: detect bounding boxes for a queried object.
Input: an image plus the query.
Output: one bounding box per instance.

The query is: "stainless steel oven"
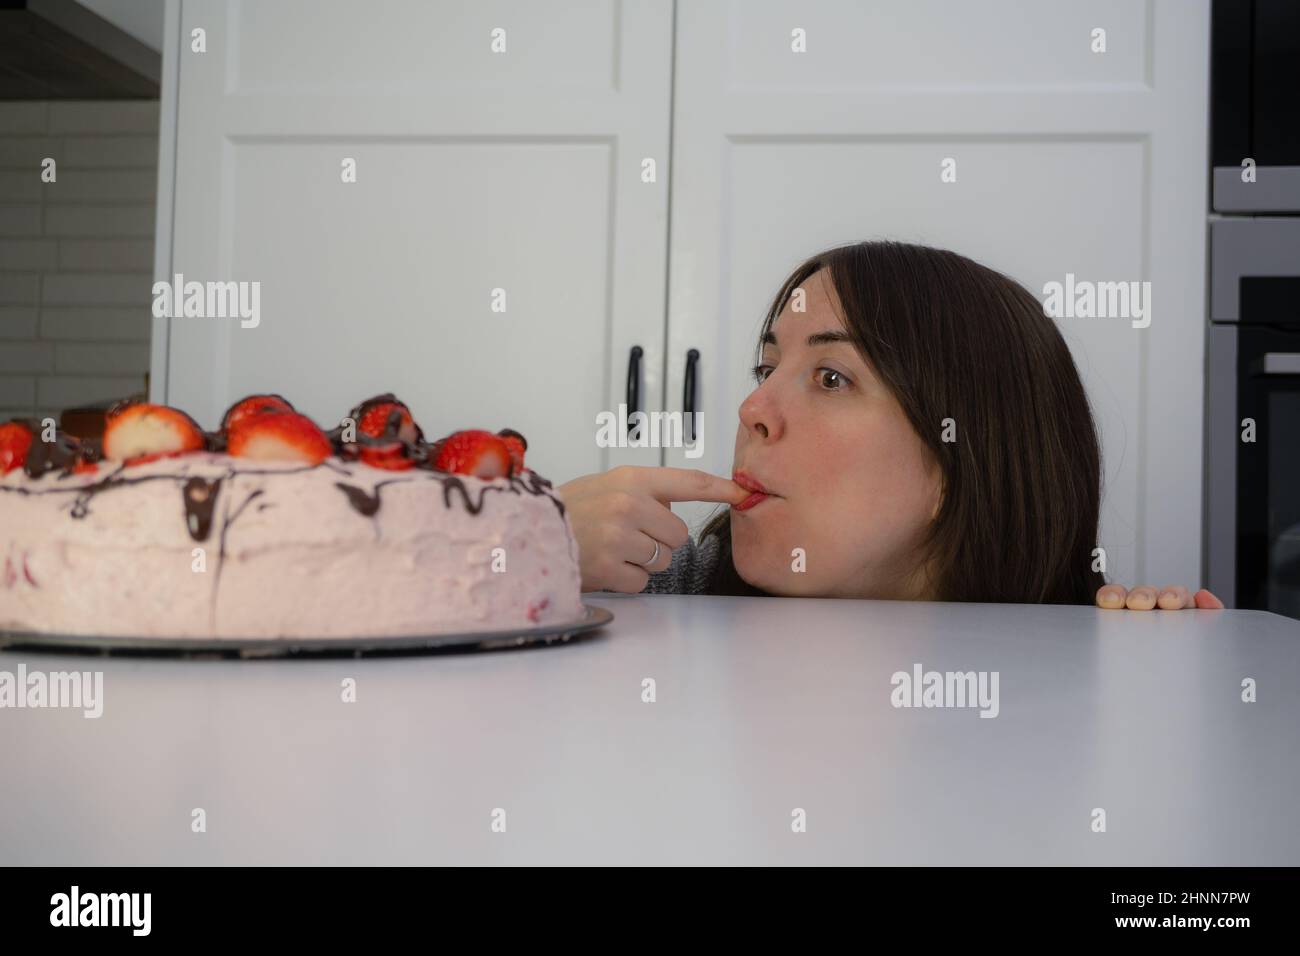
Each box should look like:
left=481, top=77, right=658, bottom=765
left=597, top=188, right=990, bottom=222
left=1205, top=1, right=1300, bottom=618
left=1206, top=220, right=1300, bottom=617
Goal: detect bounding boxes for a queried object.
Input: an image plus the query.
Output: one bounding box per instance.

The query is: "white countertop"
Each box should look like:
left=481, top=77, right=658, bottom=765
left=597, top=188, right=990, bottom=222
left=1, top=594, right=1297, bottom=865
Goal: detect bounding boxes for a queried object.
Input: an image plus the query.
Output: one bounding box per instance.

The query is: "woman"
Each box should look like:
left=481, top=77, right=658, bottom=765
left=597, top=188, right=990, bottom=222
left=558, top=241, right=1221, bottom=611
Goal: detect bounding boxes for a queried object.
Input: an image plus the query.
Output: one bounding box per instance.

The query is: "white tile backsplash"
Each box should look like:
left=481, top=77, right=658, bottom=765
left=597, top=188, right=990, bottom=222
left=45, top=170, right=157, bottom=203
left=41, top=273, right=152, bottom=306
left=0, top=104, right=49, bottom=135
left=62, top=136, right=160, bottom=168
left=0, top=307, right=39, bottom=339
left=57, top=239, right=154, bottom=272
left=0, top=376, right=36, bottom=406
left=0, top=204, right=42, bottom=236
left=0, top=238, right=58, bottom=271
left=37, top=375, right=147, bottom=409
left=54, top=342, right=151, bottom=374
left=0, top=101, right=157, bottom=421
left=0, top=341, right=54, bottom=373
left=0, top=171, right=43, bottom=202
left=0, top=137, right=59, bottom=167
left=0, top=274, right=40, bottom=304
left=47, top=101, right=159, bottom=135
left=39, top=307, right=151, bottom=341
left=43, top=204, right=155, bottom=237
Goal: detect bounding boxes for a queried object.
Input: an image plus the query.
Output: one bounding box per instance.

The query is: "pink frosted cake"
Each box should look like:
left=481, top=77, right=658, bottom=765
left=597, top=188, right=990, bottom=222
left=0, top=394, right=583, bottom=640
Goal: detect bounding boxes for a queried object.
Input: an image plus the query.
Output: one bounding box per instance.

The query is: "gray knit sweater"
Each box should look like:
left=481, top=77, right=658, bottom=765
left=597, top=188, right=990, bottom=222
left=638, top=533, right=723, bottom=595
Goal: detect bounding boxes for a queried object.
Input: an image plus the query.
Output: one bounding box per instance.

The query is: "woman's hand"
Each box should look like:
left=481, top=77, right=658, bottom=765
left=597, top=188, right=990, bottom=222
left=556, top=466, right=750, bottom=594
left=1095, top=585, right=1224, bottom=610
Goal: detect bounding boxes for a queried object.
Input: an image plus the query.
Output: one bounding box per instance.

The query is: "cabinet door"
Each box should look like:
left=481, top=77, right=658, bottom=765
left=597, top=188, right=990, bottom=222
left=665, top=0, right=1209, bottom=586
left=157, top=0, right=673, bottom=483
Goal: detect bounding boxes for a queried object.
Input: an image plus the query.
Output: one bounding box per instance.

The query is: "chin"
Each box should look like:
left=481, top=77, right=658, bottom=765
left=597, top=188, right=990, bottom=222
left=731, top=522, right=808, bottom=593
left=729, top=540, right=763, bottom=585
left=730, top=546, right=785, bottom=594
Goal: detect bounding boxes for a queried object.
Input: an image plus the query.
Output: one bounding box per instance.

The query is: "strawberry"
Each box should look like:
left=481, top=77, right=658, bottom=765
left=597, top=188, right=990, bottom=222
left=102, top=403, right=205, bottom=462
left=359, top=440, right=414, bottom=471
left=497, top=429, right=526, bottom=476
left=222, top=392, right=296, bottom=429
left=432, top=430, right=512, bottom=479
left=221, top=394, right=294, bottom=432
left=0, top=421, right=33, bottom=474
left=227, top=412, right=332, bottom=464
left=358, top=399, right=419, bottom=443
left=526, top=595, right=551, bottom=623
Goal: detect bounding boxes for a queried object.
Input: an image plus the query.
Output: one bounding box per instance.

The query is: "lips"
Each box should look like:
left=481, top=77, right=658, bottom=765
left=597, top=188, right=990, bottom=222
left=732, top=469, right=777, bottom=497
left=732, top=469, right=780, bottom=512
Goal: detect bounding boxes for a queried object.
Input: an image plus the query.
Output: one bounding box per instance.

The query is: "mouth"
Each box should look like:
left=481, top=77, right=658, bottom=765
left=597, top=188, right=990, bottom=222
left=732, top=469, right=780, bottom=512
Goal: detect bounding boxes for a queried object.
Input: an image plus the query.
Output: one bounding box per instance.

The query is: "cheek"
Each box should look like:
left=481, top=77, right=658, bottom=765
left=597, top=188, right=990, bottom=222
left=803, top=409, right=938, bottom=557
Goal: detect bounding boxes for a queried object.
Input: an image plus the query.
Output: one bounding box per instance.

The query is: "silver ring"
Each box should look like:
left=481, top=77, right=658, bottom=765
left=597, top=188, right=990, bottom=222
left=639, top=539, right=661, bottom=568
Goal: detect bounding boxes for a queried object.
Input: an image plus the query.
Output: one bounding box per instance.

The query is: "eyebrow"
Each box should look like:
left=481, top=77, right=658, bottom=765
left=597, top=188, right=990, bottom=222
left=761, top=328, right=854, bottom=348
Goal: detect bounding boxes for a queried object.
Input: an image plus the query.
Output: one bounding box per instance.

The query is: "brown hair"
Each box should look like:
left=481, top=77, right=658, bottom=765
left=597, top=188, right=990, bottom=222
left=699, top=240, right=1106, bottom=604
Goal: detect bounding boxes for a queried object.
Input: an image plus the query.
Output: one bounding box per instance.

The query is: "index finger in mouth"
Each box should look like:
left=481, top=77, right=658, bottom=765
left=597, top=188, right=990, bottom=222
left=637, top=467, right=752, bottom=505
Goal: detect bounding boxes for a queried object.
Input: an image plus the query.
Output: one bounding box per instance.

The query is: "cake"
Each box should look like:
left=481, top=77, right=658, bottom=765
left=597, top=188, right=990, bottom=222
left=0, top=394, right=584, bottom=640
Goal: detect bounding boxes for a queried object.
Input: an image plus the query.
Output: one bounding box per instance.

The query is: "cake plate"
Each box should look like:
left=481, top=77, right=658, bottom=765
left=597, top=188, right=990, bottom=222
left=0, top=604, right=614, bottom=659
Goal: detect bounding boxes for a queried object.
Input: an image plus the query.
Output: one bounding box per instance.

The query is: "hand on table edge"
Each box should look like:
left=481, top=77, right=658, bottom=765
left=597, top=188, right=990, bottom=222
left=1095, top=585, right=1225, bottom=610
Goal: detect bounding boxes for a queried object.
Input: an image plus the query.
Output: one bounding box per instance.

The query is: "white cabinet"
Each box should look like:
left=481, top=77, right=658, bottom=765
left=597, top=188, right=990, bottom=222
left=156, top=0, right=673, bottom=482
left=664, top=0, right=1209, bottom=586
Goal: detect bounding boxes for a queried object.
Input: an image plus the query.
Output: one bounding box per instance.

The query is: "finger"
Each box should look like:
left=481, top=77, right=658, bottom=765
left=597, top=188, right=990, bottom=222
left=632, top=467, right=751, bottom=506
left=624, top=531, right=673, bottom=574
left=602, top=561, right=651, bottom=594
left=1096, top=584, right=1128, bottom=609
left=1157, top=585, right=1192, bottom=609
left=616, top=493, right=691, bottom=550
left=1125, top=585, right=1158, bottom=610
left=1193, top=588, right=1225, bottom=609
left=554, top=473, right=600, bottom=504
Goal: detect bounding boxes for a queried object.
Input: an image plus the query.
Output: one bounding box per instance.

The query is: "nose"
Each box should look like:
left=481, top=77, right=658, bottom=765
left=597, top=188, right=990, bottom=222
left=739, top=378, right=783, bottom=441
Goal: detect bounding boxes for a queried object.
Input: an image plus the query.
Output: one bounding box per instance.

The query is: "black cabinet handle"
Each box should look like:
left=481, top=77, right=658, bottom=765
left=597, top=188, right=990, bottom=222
left=626, top=345, right=642, bottom=436
left=683, top=348, right=699, bottom=442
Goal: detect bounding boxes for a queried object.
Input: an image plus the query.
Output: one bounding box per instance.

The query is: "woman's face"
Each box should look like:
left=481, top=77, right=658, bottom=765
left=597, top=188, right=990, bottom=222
left=731, top=268, right=942, bottom=599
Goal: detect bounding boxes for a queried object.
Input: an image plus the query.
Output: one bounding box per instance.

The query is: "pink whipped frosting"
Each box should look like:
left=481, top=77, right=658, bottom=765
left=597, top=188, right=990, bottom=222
left=0, top=453, right=583, bottom=639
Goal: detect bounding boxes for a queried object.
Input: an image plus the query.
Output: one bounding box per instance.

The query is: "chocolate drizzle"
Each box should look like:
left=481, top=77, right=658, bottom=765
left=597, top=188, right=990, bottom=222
left=331, top=467, right=564, bottom=521
left=441, top=468, right=562, bottom=518
left=497, top=428, right=527, bottom=451
left=335, top=482, right=382, bottom=516
left=210, top=487, right=266, bottom=627
left=5, top=457, right=563, bottom=521
left=182, top=477, right=223, bottom=541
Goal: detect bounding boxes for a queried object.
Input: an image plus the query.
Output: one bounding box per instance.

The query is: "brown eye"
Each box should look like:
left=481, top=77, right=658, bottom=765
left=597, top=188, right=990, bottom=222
left=819, top=368, right=848, bottom=390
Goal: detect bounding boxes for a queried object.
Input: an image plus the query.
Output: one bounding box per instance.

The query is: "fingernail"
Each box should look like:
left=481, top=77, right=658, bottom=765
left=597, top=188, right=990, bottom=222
left=1160, top=589, right=1177, bottom=603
